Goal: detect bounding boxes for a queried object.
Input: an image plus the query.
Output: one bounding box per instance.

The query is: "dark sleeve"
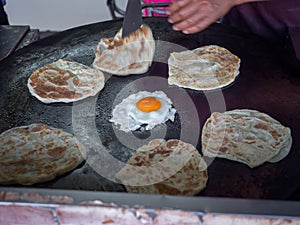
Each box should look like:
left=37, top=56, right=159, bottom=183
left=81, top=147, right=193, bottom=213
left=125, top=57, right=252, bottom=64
left=0, top=2, right=9, bottom=25
left=223, top=1, right=300, bottom=46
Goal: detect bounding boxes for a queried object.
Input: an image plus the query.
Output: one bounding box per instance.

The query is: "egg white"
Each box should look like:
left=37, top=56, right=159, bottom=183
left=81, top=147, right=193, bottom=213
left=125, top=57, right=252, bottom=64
left=110, top=91, right=176, bottom=132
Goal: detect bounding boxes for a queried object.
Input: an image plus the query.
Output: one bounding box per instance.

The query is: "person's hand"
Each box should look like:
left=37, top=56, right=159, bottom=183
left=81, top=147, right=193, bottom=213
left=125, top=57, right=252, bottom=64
left=167, top=0, right=238, bottom=34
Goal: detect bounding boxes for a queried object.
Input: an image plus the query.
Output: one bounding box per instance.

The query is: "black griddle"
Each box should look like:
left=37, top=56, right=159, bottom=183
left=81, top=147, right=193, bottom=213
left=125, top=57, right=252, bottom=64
left=0, top=17, right=300, bottom=200
left=0, top=25, right=30, bottom=61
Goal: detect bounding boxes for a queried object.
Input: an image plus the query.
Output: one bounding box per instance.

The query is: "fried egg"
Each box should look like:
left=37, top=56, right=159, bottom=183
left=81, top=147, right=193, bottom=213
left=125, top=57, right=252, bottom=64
left=110, top=91, right=176, bottom=132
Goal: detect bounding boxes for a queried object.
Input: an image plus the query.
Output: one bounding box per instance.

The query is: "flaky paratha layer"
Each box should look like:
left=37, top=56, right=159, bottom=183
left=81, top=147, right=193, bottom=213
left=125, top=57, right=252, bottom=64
left=202, top=109, right=292, bottom=168
left=27, top=59, right=105, bottom=103
left=168, top=45, right=240, bottom=91
left=115, top=139, right=208, bottom=196
left=0, top=124, right=86, bottom=185
left=92, top=24, right=155, bottom=76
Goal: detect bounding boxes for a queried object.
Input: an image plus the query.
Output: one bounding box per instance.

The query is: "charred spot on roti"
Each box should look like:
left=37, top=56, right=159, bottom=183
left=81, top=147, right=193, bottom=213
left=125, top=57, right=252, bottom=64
left=270, top=130, right=281, bottom=139
left=47, top=146, right=67, bottom=158
left=166, top=139, right=180, bottom=149
left=254, top=123, right=269, bottom=130
left=219, top=147, right=228, bottom=153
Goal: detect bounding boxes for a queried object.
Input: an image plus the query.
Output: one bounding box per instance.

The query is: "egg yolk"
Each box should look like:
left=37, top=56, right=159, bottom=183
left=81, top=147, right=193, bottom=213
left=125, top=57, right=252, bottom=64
left=136, top=97, right=161, bottom=112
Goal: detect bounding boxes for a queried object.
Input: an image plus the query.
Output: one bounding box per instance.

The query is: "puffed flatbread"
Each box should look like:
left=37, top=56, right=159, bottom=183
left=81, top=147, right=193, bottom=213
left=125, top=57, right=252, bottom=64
left=168, top=45, right=240, bottom=90
left=202, top=109, right=292, bottom=168
left=92, top=24, right=155, bottom=76
left=28, top=59, right=105, bottom=103
left=0, top=124, right=86, bottom=185
left=115, top=139, right=208, bottom=196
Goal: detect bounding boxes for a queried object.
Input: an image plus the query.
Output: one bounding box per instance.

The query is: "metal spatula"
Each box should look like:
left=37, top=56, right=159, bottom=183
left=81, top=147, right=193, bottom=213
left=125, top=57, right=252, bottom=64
left=122, top=0, right=143, bottom=38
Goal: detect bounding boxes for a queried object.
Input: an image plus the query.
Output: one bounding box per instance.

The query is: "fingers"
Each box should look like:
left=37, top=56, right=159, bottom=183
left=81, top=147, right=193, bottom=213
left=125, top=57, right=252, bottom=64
left=182, top=17, right=212, bottom=34
left=168, top=0, right=200, bottom=24
left=167, top=0, right=190, bottom=16
left=168, top=0, right=216, bottom=34
left=174, top=14, right=213, bottom=34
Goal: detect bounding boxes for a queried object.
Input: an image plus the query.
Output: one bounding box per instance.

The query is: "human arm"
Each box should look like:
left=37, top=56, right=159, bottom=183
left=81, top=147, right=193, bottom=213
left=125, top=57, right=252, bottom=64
left=167, top=0, right=267, bottom=34
left=0, top=0, right=8, bottom=25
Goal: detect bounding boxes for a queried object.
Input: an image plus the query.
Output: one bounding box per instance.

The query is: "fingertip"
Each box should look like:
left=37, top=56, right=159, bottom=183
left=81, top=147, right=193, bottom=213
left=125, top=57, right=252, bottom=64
left=177, top=0, right=185, bottom=6
left=168, top=17, right=173, bottom=23
left=172, top=25, right=180, bottom=31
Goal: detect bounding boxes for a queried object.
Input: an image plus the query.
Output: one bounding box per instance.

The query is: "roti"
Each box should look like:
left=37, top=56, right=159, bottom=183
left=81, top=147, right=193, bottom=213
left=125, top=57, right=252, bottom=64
left=115, top=139, right=208, bottom=196
left=0, top=124, right=86, bottom=185
left=201, top=109, right=292, bottom=168
left=168, top=45, right=240, bottom=90
left=27, top=59, right=105, bottom=103
left=92, top=24, right=155, bottom=76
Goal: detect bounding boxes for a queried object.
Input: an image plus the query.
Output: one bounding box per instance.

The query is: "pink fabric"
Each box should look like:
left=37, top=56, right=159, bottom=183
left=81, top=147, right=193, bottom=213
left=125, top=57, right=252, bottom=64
left=142, top=0, right=172, bottom=17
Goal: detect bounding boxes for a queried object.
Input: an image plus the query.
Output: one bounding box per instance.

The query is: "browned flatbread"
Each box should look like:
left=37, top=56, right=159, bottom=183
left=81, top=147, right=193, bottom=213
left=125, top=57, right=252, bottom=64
left=0, top=124, right=86, bottom=185
left=115, top=139, right=208, bottom=196
left=92, top=24, right=155, bottom=76
left=27, top=59, right=105, bottom=103
left=168, top=45, right=240, bottom=90
left=202, top=109, right=292, bottom=168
